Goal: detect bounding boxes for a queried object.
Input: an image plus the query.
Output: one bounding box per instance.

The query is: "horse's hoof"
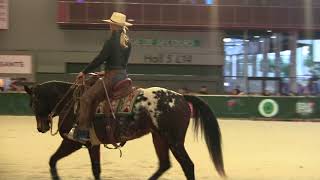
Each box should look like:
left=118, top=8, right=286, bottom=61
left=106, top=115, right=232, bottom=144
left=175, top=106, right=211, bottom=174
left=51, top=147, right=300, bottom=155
left=50, top=168, right=60, bottom=180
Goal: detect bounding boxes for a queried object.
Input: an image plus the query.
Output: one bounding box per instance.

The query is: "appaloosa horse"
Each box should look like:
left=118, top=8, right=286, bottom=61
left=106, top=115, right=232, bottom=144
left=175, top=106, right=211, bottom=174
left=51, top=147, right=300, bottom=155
left=24, top=80, right=226, bottom=180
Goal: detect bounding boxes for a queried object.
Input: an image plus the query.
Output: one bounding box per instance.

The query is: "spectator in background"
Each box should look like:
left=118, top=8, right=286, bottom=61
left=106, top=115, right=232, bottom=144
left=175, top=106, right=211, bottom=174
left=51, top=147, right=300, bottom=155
left=231, top=88, right=241, bottom=95
left=0, top=78, right=4, bottom=92
left=297, top=83, right=305, bottom=96
left=307, top=76, right=319, bottom=95
left=280, top=82, right=290, bottom=95
left=178, top=87, right=190, bottom=95
left=198, top=85, right=208, bottom=94
left=9, top=77, right=27, bottom=92
left=0, top=78, right=12, bottom=92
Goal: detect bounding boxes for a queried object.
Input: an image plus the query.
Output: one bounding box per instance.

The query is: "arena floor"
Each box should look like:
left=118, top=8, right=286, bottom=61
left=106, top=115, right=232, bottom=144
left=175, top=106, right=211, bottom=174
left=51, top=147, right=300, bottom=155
left=1, top=116, right=320, bottom=180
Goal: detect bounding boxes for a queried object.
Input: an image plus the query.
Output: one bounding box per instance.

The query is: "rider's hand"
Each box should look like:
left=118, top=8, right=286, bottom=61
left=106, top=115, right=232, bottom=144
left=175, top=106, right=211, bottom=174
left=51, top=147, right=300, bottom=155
left=76, top=72, right=85, bottom=80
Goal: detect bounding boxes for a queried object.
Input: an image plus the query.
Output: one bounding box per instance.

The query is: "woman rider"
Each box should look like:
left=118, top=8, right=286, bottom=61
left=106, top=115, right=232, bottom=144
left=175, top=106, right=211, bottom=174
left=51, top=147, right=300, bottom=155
left=67, top=12, right=133, bottom=143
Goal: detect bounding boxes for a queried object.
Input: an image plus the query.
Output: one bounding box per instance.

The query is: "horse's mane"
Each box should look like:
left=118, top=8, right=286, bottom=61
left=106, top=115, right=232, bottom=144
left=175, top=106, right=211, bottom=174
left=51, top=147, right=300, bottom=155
left=38, top=80, right=73, bottom=86
left=35, top=80, right=73, bottom=97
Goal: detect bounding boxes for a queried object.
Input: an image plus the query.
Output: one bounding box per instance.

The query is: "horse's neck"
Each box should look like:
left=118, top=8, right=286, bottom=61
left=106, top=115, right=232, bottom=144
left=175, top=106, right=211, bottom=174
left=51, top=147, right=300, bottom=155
left=47, top=82, right=74, bottom=114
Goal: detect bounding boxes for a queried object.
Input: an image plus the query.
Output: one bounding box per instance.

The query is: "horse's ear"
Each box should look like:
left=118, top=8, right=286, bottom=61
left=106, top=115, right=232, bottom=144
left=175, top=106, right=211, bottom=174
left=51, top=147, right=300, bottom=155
left=24, top=85, right=32, bottom=95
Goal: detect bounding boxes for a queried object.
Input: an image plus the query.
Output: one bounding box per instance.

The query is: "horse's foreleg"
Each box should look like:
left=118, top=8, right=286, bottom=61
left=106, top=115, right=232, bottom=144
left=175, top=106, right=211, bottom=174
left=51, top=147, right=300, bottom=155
left=49, top=139, right=83, bottom=179
left=88, top=145, right=101, bottom=180
left=148, top=132, right=171, bottom=180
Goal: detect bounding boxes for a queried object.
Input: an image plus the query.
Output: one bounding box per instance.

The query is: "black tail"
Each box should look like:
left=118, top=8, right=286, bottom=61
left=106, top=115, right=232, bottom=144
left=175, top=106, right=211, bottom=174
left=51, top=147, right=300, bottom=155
left=184, top=95, right=226, bottom=178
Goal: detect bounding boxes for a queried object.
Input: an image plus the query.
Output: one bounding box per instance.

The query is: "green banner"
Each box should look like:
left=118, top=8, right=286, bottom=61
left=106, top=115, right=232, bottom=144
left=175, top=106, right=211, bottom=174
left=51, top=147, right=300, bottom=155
left=0, top=93, right=32, bottom=115
left=0, top=93, right=319, bottom=120
left=199, top=95, right=320, bottom=120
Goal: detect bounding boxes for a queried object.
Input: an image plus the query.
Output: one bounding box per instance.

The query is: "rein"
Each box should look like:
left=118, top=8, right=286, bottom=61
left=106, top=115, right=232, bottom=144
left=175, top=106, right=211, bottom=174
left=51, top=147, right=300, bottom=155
left=100, top=78, right=124, bottom=150
left=48, top=79, right=84, bottom=136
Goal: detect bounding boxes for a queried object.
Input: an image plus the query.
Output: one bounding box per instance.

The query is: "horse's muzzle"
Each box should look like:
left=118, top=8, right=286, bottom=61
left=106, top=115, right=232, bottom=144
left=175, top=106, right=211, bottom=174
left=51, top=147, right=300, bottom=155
left=36, top=116, right=50, bottom=133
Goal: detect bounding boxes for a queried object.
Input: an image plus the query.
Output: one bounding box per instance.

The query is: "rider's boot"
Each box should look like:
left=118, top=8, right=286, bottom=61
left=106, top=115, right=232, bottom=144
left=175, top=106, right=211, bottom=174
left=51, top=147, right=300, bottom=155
left=66, top=126, right=90, bottom=144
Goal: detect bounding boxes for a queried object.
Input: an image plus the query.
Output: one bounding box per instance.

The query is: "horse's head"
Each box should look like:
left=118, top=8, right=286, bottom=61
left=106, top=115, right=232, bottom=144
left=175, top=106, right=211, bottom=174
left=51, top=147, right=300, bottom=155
left=24, top=85, right=53, bottom=133
left=24, top=81, right=74, bottom=133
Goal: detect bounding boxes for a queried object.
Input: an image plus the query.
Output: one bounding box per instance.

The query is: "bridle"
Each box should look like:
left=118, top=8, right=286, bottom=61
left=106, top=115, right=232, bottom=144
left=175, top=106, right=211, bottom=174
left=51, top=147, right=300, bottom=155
left=47, top=80, right=82, bottom=136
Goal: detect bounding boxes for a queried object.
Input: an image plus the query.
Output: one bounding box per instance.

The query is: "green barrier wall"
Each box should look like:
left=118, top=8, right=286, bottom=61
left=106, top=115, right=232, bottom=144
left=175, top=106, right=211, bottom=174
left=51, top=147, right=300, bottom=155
left=0, top=93, right=319, bottom=120
left=199, top=95, right=320, bottom=120
left=0, top=93, right=32, bottom=115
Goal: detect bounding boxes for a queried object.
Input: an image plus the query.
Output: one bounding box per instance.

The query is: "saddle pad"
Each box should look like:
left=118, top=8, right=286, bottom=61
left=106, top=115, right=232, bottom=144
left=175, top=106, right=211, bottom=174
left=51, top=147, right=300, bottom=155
left=96, top=88, right=142, bottom=115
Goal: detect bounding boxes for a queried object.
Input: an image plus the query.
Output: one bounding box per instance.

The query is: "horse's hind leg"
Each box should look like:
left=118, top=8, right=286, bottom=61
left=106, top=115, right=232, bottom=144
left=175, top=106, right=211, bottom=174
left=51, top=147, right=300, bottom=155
left=49, top=139, right=83, bottom=179
left=148, top=132, right=171, bottom=180
left=88, top=145, right=101, bottom=180
left=169, top=142, right=195, bottom=180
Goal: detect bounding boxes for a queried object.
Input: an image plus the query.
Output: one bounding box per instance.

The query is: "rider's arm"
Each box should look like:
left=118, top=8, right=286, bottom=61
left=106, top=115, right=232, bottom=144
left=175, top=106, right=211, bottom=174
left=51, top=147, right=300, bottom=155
left=82, top=40, right=111, bottom=74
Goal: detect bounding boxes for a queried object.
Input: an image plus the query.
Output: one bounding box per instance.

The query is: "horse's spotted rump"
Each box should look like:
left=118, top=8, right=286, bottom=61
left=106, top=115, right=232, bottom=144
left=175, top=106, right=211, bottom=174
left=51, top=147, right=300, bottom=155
left=133, top=87, right=180, bottom=128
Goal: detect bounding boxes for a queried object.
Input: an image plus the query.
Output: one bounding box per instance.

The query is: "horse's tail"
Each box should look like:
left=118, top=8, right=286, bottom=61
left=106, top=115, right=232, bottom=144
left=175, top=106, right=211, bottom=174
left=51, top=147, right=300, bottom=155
left=184, top=95, right=226, bottom=178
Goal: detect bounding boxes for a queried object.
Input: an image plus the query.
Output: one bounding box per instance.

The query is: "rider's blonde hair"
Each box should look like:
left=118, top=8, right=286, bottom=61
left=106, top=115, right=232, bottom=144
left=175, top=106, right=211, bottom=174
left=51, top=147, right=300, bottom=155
left=120, top=26, right=130, bottom=48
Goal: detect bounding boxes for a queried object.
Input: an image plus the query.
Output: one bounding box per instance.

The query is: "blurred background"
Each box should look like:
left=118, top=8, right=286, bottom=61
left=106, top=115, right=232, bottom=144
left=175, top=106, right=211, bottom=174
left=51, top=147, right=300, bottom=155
left=1, top=0, right=320, bottom=95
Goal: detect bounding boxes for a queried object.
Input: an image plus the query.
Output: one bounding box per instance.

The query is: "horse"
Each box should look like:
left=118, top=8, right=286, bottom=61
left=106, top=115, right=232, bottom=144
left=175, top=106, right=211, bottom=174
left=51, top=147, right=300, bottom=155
left=24, top=80, right=226, bottom=180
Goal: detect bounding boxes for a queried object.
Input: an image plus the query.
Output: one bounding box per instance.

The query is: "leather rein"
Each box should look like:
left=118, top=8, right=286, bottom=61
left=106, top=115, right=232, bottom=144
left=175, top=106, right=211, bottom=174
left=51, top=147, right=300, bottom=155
left=48, top=79, right=83, bottom=136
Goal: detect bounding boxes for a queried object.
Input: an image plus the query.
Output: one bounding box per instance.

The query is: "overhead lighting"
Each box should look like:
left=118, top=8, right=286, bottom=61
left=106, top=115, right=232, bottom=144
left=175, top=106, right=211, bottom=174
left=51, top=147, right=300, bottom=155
left=254, top=36, right=260, bottom=38
left=259, top=40, right=264, bottom=43
left=223, top=38, right=232, bottom=43
left=267, top=30, right=272, bottom=33
left=235, top=43, right=242, bottom=46
left=244, top=39, right=250, bottom=42
left=271, top=35, right=277, bottom=39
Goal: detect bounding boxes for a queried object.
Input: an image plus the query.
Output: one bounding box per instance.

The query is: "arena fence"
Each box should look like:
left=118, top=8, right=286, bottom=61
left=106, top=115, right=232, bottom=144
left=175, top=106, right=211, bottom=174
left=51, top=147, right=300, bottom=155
left=1, top=93, right=319, bottom=120
left=0, top=93, right=32, bottom=115
left=199, top=95, right=320, bottom=120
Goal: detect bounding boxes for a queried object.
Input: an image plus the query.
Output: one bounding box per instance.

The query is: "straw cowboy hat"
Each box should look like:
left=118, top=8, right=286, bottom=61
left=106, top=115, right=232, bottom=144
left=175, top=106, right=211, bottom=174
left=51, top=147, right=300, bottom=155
left=102, top=12, right=133, bottom=26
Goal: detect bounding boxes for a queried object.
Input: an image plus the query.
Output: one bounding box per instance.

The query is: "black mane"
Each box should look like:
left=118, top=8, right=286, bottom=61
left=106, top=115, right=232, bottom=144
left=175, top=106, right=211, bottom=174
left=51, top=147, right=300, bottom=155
left=35, top=81, right=72, bottom=96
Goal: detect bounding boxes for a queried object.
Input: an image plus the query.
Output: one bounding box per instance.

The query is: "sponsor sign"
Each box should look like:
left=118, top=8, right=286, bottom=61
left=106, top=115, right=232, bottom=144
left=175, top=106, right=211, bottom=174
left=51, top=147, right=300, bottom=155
left=296, top=100, right=315, bottom=116
left=129, top=38, right=224, bottom=65
left=258, top=99, right=279, bottom=118
left=132, top=39, right=200, bottom=48
left=225, top=98, right=248, bottom=116
left=0, top=55, right=32, bottom=74
left=130, top=52, right=223, bottom=65
left=144, top=54, right=192, bottom=64
left=0, top=0, right=8, bottom=29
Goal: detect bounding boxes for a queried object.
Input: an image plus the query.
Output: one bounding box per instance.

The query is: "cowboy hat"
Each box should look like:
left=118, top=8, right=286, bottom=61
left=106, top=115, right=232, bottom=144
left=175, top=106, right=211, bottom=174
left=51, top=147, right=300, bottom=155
left=102, top=12, right=133, bottom=26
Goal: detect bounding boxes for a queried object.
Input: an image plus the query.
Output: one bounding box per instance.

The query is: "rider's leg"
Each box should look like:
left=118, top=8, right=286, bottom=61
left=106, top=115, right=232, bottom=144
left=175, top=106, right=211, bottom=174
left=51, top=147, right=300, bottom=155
left=68, top=71, right=127, bottom=143
left=69, top=78, right=109, bottom=142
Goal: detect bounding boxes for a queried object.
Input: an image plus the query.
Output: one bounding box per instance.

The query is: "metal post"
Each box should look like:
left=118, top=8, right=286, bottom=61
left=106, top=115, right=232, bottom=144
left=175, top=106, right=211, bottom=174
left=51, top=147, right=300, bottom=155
left=262, top=38, right=270, bottom=77
left=274, top=33, right=281, bottom=77
left=289, top=31, right=298, bottom=94
left=243, top=30, right=249, bottom=93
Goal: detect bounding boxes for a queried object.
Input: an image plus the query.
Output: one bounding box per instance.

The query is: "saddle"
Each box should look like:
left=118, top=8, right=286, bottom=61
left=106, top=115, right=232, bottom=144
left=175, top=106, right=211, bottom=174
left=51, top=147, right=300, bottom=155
left=83, top=72, right=139, bottom=147
left=87, top=72, right=134, bottom=100
left=89, top=89, right=142, bottom=146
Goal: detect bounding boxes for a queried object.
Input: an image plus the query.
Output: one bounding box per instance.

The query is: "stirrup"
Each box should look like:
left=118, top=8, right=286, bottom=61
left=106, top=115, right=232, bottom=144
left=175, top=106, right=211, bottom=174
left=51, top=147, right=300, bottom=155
left=65, top=127, right=90, bottom=144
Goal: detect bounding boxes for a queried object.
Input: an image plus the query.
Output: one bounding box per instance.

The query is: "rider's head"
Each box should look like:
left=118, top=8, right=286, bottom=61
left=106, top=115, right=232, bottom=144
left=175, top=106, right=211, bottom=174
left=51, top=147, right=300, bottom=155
left=103, top=12, right=133, bottom=48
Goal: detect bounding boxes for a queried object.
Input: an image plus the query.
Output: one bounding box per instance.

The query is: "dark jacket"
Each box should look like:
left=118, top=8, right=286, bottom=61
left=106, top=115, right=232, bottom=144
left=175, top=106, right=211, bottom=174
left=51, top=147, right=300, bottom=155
left=82, top=30, right=131, bottom=74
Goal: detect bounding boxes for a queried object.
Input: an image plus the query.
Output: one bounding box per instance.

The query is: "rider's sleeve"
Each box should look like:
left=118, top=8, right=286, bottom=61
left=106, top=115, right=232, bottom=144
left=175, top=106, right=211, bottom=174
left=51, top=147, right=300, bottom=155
left=82, top=40, right=111, bottom=74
